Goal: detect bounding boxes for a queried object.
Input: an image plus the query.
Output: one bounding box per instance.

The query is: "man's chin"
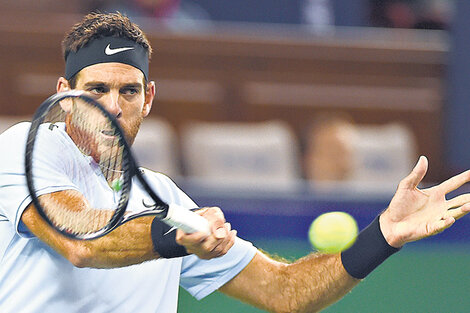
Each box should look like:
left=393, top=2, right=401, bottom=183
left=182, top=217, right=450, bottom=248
left=124, top=120, right=143, bottom=147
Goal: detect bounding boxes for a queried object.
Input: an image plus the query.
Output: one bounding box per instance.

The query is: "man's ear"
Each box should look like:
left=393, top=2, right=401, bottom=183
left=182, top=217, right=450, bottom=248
left=142, top=81, right=156, bottom=117
left=57, top=77, right=70, bottom=93
left=57, top=77, right=73, bottom=112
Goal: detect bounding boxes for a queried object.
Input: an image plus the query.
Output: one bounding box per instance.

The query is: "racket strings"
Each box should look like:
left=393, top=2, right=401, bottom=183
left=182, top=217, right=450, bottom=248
left=40, top=197, right=114, bottom=235
left=65, top=98, right=125, bottom=186
left=32, top=96, right=128, bottom=237
left=43, top=103, right=67, bottom=125
left=98, top=143, right=125, bottom=187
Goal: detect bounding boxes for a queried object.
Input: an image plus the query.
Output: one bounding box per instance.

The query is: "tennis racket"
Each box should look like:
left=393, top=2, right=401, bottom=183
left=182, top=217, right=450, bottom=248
left=25, top=90, right=210, bottom=240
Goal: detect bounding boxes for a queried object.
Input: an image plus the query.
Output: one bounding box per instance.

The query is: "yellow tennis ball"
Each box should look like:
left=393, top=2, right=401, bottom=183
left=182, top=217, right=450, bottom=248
left=309, top=211, right=358, bottom=253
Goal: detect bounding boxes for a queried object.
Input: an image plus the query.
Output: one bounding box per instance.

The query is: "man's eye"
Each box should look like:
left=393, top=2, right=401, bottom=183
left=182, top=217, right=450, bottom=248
left=90, top=87, right=106, bottom=94
left=122, top=88, right=138, bottom=95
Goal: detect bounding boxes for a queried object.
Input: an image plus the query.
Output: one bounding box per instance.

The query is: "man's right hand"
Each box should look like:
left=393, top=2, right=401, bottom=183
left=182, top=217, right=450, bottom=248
left=175, top=207, right=237, bottom=259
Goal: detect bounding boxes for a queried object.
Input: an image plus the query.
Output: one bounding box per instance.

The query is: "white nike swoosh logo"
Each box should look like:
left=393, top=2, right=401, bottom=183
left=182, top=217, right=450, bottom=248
left=164, top=227, right=177, bottom=236
left=104, top=44, right=135, bottom=55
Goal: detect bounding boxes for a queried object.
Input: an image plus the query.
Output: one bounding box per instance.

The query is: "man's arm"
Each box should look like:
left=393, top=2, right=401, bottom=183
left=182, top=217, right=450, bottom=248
left=220, top=251, right=358, bottom=313
left=220, top=156, right=470, bottom=313
left=21, top=189, right=235, bottom=268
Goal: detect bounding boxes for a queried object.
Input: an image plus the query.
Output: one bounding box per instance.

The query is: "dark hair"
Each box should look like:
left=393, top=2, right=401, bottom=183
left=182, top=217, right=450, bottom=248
left=62, top=12, right=152, bottom=62
left=62, top=12, right=152, bottom=87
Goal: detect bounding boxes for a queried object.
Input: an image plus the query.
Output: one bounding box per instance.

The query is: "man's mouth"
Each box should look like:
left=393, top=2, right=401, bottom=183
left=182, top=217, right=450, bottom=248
left=100, top=129, right=117, bottom=139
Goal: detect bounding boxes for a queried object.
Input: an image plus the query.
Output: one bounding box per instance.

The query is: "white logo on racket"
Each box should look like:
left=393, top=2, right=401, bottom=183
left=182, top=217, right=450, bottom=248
left=141, top=199, right=177, bottom=235
left=164, top=227, right=177, bottom=236
left=142, top=199, right=166, bottom=214
left=104, top=44, right=135, bottom=55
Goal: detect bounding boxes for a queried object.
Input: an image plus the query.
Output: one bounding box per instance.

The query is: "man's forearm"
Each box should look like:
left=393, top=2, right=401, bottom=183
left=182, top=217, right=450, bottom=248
left=280, top=253, right=359, bottom=313
left=23, top=203, right=159, bottom=268
left=220, top=251, right=359, bottom=313
left=79, top=216, right=159, bottom=268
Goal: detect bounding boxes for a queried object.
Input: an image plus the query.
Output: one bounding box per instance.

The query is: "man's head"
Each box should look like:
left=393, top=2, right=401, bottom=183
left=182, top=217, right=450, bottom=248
left=57, top=12, right=155, bottom=147
left=62, top=12, right=152, bottom=86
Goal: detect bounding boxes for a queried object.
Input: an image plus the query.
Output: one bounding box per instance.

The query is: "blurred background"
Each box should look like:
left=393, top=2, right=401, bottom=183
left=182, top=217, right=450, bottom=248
left=1, top=0, right=469, bottom=312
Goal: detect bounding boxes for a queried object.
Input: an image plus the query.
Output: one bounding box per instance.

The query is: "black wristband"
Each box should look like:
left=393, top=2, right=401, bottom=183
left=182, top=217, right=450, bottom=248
left=151, top=217, right=189, bottom=258
left=341, top=215, right=400, bottom=279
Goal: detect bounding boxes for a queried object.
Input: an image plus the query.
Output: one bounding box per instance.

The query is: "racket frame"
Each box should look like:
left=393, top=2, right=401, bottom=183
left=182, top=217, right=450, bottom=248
left=25, top=91, right=132, bottom=239
left=25, top=90, right=210, bottom=240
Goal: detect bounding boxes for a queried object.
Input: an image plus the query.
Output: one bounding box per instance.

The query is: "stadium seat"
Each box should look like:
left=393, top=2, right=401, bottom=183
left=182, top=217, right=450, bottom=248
left=306, top=122, right=417, bottom=195
left=181, top=120, right=302, bottom=190
left=132, top=118, right=181, bottom=178
left=349, top=123, right=417, bottom=185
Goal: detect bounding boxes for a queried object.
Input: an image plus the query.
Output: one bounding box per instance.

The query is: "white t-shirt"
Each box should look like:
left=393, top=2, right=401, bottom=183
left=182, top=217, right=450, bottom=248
left=0, top=122, right=257, bottom=313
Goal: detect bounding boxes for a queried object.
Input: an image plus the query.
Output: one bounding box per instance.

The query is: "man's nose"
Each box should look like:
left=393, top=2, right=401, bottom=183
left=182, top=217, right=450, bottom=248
left=105, top=91, right=122, bottom=118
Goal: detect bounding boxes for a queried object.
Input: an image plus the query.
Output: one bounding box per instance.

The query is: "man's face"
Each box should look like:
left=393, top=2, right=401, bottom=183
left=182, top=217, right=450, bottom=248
left=57, top=62, right=154, bottom=173
left=72, top=62, right=154, bottom=146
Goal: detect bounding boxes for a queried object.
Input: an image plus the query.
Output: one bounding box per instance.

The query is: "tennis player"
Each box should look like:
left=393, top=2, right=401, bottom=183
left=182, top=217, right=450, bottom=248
left=1, top=12, right=470, bottom=313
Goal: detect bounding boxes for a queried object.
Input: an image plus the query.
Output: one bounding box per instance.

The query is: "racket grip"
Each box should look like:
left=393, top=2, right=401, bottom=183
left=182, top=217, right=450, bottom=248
left=163, top=203, right=211, bottom=235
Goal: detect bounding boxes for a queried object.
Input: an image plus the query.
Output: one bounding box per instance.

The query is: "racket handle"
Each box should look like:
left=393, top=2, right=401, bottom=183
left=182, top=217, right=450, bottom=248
left=163, top=203, right=211, bottom=235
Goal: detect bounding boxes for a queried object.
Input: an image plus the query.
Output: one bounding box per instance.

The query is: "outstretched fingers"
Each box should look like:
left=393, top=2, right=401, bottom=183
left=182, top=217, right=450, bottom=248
left=447, top=203, right=470, bottom=220
left=447, top=194, right=470, bottom=210
left=437, top=170, right=470, bottom=194
left=432, top=216, right=456, bottom=234
left=400, top=156, right=428, bottom=190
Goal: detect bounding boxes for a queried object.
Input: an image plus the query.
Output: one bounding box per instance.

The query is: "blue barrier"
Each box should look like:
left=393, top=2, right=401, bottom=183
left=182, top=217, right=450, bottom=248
left=183, top=184, right=470, bottom=244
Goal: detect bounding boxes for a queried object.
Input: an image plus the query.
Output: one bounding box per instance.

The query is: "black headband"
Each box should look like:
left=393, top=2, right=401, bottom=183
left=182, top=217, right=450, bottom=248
left=65, top=36, right=149, bottom=80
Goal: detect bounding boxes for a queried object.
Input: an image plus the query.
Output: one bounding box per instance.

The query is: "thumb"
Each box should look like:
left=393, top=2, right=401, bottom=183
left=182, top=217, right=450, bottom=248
left=401, top=156, right=428, bottom=190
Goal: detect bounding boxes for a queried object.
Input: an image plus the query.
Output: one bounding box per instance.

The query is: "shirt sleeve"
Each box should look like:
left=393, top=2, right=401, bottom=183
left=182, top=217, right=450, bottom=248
left=0, top=123, right=78, bottom=237
left=141, top=169, right=258, bottom=300
left=180, top=237, right=257, bottom=300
